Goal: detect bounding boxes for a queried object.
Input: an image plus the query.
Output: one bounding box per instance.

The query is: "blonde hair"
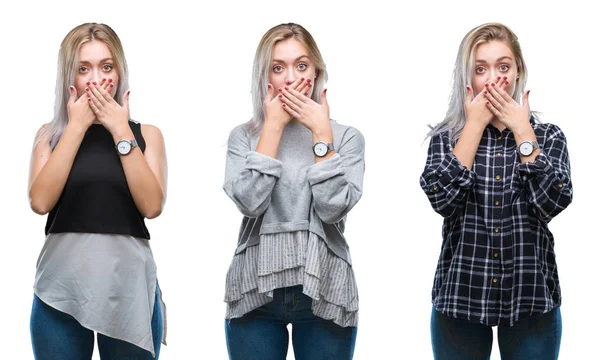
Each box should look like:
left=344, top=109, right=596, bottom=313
left=429, top=23, right=530, bottom=143
left=247, top=23, right=328, bottom=133
left=40, top=23, right=129, bottom=149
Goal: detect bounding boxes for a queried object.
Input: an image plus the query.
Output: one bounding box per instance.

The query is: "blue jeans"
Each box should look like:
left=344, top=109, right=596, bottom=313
left=225, top=286, right=357, bottom=360
left=30, top=285, right=163, bottom=360
left=431, top=306, right=562, bottom=360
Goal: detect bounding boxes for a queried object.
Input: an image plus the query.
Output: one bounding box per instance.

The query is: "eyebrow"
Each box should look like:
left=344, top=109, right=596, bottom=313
left=475, top=56, right=514, bottom=64
left=79, top=58, right=114, bottom=64
left=272, top=55, right=310, bottom=63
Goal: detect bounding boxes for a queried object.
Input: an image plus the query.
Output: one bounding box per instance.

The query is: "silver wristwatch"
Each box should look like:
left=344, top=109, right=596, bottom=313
left=313, top=141, right=334, bottom=157
left=518, top=140, right=539, bottom=156
left=116, top=139, right=138, bottom=155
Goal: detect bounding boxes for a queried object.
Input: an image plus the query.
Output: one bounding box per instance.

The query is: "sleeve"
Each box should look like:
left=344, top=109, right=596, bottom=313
left=306, top=127, right=365, bottom=224
left=223, top=126, right=283, bottom=218
left=419, top=132, right=477, bottom=218
left=515, top=124, right=573, bottom=222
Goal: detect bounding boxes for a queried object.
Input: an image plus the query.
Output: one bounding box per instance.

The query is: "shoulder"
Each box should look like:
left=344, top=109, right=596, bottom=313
left=228, top=123, right=253, bottom=143
left=33, top=123, right=51, bottom=147
left=139, top=123, right=165, bottom=148
left=532, top=121, right=566, bottom=142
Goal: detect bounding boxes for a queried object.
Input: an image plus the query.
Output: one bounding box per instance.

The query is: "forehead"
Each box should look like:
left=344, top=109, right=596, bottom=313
left=474, top=40, right=515, bottom=61
left=272, top=38, right=310, bottom=61
left=79, top=40, right=113, bottom=61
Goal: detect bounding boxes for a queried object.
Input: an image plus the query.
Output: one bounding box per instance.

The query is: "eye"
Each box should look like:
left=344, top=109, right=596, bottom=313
left=78, top=66, right=89, bottom=73
left=475, top=66, right=485, bottom=74
left=499, top=64, right=510, bottom=72
left=272, top=65, right=283, bottom=73
left=298, top=63, right=308, bottom=71
left=102, top=64, right=113, bottom=72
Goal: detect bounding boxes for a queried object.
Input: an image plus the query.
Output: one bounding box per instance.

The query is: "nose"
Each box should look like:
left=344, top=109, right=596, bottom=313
left=284, top=69, right=297, bottom=85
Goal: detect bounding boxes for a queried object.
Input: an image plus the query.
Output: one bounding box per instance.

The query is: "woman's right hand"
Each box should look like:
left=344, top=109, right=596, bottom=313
left=464, top=77, right=509, bottom=129
left=263, top=78, right=311, bottom=129
left=67, top=85, right=95, bottom=131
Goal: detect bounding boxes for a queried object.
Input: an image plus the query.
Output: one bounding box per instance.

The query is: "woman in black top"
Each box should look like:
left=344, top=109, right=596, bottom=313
left=28, top=23, right=167, bottom=359
left=420, top=23, right=572, bottom=360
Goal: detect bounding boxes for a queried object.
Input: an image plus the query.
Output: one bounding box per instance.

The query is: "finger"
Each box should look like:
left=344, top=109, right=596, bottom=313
left=486, top=100, right=501, bottom=116
left=465, top=85, right=474, bottom=103
left=290, top=77, right=304, bottom=91
left=487, top=81, right=507, bottom=105
left=95, top=81, right=115, bottom=103
left=286, top=86, right=310, bottom=104
left=68, top=86, right=77, bottom=106
left=278, top=93, right=302, bottom=114
left=320, top=88, right=329, bottom=108
left=281, top=102, right=300, bottom=119
left=522, top=90, right=531, bottom=110
left=295, top=79, right=310, bottom=95
left=88, top=82, right=108, bottom=106
left=122, top=90, right=130, bottom=111
left=484, top=89, right=503, bottom=110
left=264, top=84, right=275, bottom=105
left=279, top=86, right=305, bottom=107
left=87, top=96, right=101, bottom=115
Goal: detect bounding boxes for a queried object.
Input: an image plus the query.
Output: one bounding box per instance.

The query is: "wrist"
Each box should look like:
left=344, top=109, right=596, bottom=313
left=463, top=120, right=487, bottom=134
left=262, top=119, right=285, bottom=135
left=65, top=121, right=89, bottom=135
left=111, top=125, right=134, bottom=143
left=311, top=126, right=333, bottom=143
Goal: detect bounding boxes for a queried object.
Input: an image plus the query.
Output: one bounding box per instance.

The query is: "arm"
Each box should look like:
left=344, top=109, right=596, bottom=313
left=223, top=125, right=283, bottom=218
left=419, top=132, right=477, bottom=218
left=28, top=86, right=95, bottom=214
left=515, top=125, right=572, bottom=222
left=111, top=124, right=167, bottom=219
left=28, top=123, right=88, bottom=214
left=307, top=127, right=365, bottom=224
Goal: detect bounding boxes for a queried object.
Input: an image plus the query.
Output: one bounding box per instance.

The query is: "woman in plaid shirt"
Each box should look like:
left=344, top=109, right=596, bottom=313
left=421, top=23, right=572, bottom=360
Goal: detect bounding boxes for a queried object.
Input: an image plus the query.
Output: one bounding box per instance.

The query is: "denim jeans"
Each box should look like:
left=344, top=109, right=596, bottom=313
left=225, top=286, right=357, bottom=360
left=431, top=306, right=561, bottom=360
left=30, top=285, right=163, bottom=360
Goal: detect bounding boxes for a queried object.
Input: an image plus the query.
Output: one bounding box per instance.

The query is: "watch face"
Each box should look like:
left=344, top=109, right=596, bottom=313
left=314, top=142, right=328, bottom=157
left=117, top=140, right=132, bottom=155
left=519, top=142, right=533, bottom=156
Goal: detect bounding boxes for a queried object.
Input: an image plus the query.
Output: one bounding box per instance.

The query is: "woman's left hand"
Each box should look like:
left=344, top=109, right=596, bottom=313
left=87, top=78, right=131, bottom=136
left=484, top=77, right=531, bottom=134
left=279, top=84, right=331, bottom=137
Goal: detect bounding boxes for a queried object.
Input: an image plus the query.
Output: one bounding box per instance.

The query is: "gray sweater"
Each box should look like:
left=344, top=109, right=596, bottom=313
left=223, top=120, right=365, bottom=264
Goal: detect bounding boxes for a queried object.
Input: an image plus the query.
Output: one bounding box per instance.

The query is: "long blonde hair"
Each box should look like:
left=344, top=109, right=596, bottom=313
left=247, top=23, right=328, bottom=133
left=428, top=23, right=530, bottom=143
left=40, top=23, right=129, bottom=149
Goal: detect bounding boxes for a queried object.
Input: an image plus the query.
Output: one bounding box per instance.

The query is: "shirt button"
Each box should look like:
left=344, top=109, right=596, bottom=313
left=494, top=252, right=499, bottom=258
left=558, top=184, right=563, bottom=188
left=433, top=186, right=439, bottom=191
left=495, top=200, right=500, bottom=206
left=497, top=153, right=502, bottom=157
left=498, top=136, right=502, bottom=140
left=493, top=278, right=498, bottom=283
left=495, top=175, right=501, bottom=180
left=494, top=228, right=500, bottom=233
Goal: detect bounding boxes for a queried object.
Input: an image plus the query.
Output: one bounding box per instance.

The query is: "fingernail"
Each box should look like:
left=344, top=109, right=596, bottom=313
left=307, top=79, right=312, bottom=83
left=486, top=101, right=490, bottom=105
left=282, top=104, right=286, bottom=107
left=278, top=88, right=282, bottom=92
left=308, top=84, right=312, bottom=88
left=92, top=82, right=97, bottom=85
left=300, top=77, right=305, bottom=81
left=86, top=87, right=90, bottom=91
left=110, top=83, right=114, bottom=87
left=126, top=90, right=130, bottom=96
left=88, top=98, right=91, bottom=102
left=101, top=79, right=105, bottom=83
left=484, top=91, right=488, bottom=94
left=503, top=76, right=507, bottom=79
left=505, top=81, right=509, bottom=85
left=285, top=87, right=289, bottom=90
left=279, top=94, right=283, bottom=98
left=491, top=83, right=495, bottom=86
left=108, top=78, right=113, bottom=83
left=485, top=83, right=489, bottom=87
left=87, top=81, right=91, bottom=85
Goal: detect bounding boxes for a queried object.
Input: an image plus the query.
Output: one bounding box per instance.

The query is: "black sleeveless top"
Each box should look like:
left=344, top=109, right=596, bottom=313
left=45, top=121, right=150, bottom=239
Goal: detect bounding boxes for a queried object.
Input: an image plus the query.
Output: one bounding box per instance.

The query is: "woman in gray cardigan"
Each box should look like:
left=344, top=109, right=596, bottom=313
left=223, top=23, right=365, bottom=360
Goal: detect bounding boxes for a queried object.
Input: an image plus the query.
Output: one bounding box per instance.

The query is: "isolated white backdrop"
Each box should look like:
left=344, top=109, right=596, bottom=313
left=0, top=0, right=596, bottom=359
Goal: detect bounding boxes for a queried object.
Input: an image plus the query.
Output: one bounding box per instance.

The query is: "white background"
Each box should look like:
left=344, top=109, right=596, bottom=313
left=0, top=0, right=597, bottom=359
